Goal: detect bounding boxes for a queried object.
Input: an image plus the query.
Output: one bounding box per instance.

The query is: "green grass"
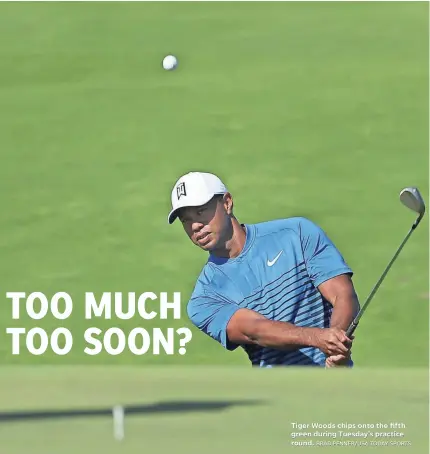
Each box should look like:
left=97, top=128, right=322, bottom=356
left=0, top=2, right=428, bottom=367
left=0, top=366, right=428, bottom=454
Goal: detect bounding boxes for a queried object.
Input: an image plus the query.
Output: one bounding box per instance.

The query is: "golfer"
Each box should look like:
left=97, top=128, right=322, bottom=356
left=168, top=172, right=360, bottom=367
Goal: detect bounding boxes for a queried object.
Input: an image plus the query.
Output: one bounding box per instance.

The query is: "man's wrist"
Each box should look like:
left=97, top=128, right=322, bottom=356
left=298, top=327, right=322, bottom=349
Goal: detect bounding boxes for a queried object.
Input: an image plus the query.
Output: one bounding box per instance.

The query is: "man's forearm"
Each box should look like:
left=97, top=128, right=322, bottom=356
left=318, top=274, right=361, bottom=332
left=246, top=318, right=321, bottom=350
left=226, top=308, right=350, bottom=357
left=326, top=295, right=359, bottom=366
left=329, top=294, right=360, bottom=331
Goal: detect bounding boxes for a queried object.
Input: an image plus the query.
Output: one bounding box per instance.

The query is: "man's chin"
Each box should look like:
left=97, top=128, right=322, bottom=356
left=199, top=242, right=214, bottom=251
left=196, top=238, right=216, bottom=251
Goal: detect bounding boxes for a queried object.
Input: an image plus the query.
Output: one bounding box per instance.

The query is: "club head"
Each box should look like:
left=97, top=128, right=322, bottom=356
left=400, top=187, right=426, bottom=215
left=400, top=187, right=426, bottom=229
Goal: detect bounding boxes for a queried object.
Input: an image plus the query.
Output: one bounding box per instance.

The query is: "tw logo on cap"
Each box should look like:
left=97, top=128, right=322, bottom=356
left=176, top=182, right=187, bottom=200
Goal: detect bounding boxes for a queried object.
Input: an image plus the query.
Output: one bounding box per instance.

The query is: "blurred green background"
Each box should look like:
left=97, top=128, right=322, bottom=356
left=0, top=366, right=428, bottom=454
left=0, top=2, right=428, bottom=369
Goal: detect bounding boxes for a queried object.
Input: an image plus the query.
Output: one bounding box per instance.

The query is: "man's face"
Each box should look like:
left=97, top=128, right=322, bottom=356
left=178, top=194, right=232, bottom=251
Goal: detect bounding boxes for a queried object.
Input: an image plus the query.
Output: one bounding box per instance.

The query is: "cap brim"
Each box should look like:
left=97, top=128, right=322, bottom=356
left=167, top=208, right=180, bottom=224
left=167, top=192, right=226, bottom=225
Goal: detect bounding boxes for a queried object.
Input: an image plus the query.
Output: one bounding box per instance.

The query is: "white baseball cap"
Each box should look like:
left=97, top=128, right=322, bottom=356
left=167, top=172, right=228, bottom=224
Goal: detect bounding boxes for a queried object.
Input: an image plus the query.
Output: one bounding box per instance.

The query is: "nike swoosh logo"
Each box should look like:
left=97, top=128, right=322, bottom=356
left=267, top=250, right=283, bottom=266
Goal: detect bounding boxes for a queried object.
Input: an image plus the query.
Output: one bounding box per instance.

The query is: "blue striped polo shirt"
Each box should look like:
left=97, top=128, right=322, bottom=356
left=187, top=217, right=353, bottom=367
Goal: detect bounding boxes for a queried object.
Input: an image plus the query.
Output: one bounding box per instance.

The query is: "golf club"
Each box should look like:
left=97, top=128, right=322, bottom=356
left=346, top=187, right=426, bottom=338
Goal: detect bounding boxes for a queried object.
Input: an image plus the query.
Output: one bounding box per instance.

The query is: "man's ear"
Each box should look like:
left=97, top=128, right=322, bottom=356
left=223, top=193, right=233, bottom=215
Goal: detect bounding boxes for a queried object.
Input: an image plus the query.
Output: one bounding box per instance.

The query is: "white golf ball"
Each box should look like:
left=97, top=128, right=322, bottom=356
left=162, top=55, right=178, bottom=71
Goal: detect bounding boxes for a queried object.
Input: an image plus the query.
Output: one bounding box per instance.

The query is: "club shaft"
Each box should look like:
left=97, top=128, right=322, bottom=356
left=346, top=223, right=417, bottom=338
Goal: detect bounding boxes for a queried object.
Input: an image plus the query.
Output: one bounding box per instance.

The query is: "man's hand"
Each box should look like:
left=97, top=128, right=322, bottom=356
left=313, top=327, right=352, bottom=357
left=325, top=353, right=351, bottom=368
left=325, top=335, right=354, bottom=367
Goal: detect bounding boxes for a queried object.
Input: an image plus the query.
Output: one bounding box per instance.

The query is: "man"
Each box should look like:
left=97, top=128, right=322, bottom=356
left=167, top=171, right=360, bottom=367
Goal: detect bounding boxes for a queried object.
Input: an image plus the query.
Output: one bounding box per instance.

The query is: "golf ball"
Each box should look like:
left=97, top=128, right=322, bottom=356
left=162, top=55, right=178, bottom=71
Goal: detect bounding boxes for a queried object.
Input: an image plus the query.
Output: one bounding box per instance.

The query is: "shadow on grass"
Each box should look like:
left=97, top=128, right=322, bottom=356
left=0, top=399, right=264, bottom=423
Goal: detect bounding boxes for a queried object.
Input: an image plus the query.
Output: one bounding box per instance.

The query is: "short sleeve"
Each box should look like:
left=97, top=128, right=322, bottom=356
left=187, top=289, right=241, bottom=351
left=298, top=217, right=353, bottom=287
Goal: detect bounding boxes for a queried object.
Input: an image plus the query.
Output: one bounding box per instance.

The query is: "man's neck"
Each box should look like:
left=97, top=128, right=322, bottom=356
left=211, top=219, right=247, bottom=259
